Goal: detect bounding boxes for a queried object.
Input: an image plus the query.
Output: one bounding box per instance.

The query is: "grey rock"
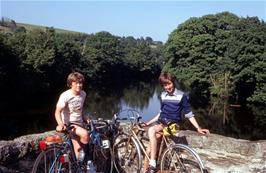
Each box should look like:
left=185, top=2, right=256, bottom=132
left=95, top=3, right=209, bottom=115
left=0, top=128, right=265, bottom=173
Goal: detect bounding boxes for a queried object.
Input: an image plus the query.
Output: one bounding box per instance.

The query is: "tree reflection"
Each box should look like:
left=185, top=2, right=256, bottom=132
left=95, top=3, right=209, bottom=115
left=83, top=82, right=156, bottom=119
left=187, top=94, right=266, bottom=140
left=247, top=104, right=266, bottom=140
left=2, top=81, right=265, bottom=140
left=84, top=82, right=266, bottom=140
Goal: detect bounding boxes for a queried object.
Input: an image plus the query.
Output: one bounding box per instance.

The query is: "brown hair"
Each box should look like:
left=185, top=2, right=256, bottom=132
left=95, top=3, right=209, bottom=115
left=158, top=72, right=176, bottom=87
left=67, top=72, right=85, bottom=88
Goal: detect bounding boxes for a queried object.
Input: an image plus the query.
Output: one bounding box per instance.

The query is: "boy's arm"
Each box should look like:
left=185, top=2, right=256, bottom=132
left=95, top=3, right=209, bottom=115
left=188, top=116, right=210, bottom=135
left=82, top=113, right=91, bottom=124
left=55, top=106, right=65, bottom=131
left=146, top=113, right=160, bottom=126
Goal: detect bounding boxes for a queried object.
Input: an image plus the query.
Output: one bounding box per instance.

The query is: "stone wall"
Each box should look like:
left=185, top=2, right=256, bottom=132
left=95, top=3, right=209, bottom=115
left=177, top=130, right=266, bottom=173
left=0, top=130, right=265, bottom=173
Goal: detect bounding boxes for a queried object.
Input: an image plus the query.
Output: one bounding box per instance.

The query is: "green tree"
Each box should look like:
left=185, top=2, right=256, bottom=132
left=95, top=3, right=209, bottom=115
left=23, top=28, right=56, bottom=73
left=164, top=12, right=266, bottom=104
left=121, top=36, right=162, bottom=77
left=0, top=32, right=21, bottom=90
left=80, top=31, right=123, bottom=81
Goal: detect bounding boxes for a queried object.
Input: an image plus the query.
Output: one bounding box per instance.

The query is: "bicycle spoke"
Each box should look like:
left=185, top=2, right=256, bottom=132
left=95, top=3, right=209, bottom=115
left=160, top=144, right=204, bottom=173
left=113, top=134, right=141, bottom=173
left=32, top=146, right=62, bottom=173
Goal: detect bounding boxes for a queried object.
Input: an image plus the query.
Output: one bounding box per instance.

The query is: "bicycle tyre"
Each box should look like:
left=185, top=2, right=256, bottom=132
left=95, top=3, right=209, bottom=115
left=31, top=145, right=71, bottom=173
left=160, top=143, right=205, bottom=173
left=112, top=133, right=142, bottom=173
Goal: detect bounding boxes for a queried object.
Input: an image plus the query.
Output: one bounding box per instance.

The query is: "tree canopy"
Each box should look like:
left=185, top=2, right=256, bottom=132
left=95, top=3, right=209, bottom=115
left=0, top=24, right=163, bottom=96
left=1, top=13, right=265, bottom=108
left=164, top=12, right=266, bottom=105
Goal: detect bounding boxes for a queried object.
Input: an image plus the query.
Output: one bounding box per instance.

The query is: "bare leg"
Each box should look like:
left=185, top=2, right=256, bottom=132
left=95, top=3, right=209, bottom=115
left=148, top=124, right=163, bottom=161
left=143, top=144, right=151, bottom=172
left=72, top=138, right=81, bottom=159
left=143, top=124, right=164, bottom=172
left=70, top=125, right=89, bottom=159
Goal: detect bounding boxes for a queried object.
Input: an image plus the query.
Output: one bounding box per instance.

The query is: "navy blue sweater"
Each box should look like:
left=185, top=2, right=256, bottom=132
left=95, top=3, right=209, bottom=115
left=159, top=89, right=194, bottom=124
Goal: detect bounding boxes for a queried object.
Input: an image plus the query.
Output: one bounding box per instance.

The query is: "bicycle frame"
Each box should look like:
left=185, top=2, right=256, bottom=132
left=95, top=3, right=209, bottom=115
left=114, top=109, right=164, bottom=163
left=64, top=136, right=77, bottom=162
left=125, top=123, right=206, bottom=171
left=113, top=109, right=207, bottom=173
left=126, top=124, right=168, bottom=163
left=127, top=126, right=150, bottom=160
left=88, top=121, right=102, bottom=146
left=33, top=119, right=114, bottom=173
left=45, top=134, right=77, bottom=173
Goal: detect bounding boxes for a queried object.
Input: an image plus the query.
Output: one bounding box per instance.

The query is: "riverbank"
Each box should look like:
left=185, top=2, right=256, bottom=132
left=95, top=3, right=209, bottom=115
left=0, top=130, right=265, bottom=173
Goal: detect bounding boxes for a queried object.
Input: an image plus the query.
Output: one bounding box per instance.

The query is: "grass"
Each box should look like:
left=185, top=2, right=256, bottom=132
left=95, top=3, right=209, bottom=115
left=0, top=22, right=83, bottom=34
left=17, top=23, right=81, bottom=34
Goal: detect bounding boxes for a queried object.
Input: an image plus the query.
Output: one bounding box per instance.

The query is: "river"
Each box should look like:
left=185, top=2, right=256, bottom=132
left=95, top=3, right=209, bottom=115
left=0, top=81, right=265, bottom=140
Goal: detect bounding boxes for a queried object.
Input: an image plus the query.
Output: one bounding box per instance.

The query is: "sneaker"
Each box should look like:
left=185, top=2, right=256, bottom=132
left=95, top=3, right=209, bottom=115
left=145, top=165, right=156, bottom=173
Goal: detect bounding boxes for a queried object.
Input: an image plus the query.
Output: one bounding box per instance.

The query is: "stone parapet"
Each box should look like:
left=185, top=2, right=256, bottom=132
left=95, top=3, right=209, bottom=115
left=0, top=127, right=265, bottom=173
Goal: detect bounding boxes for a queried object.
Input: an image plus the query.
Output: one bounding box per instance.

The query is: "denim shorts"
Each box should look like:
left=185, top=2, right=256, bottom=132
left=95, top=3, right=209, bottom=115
left=158, top=117, right=179, bottom=126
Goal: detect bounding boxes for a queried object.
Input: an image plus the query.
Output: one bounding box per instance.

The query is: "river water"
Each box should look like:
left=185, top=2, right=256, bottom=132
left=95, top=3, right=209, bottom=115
left=0, top=82, right=265, bottom=140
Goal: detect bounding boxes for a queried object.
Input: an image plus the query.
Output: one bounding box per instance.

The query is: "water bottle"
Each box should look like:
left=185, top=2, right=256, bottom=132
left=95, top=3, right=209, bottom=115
left=63, top=153, right=69, bottom=162
left=78, top=149, right=85, bottom=162
left=87, top=160, right=96, bottom=173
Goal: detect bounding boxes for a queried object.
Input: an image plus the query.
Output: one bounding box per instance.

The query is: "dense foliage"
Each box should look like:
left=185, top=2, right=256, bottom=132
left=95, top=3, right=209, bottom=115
left=164, top=12, right=266, bottom=105
left=0, top=22, right=163, bottom=97
left=1, top=13, right=265, bottom=139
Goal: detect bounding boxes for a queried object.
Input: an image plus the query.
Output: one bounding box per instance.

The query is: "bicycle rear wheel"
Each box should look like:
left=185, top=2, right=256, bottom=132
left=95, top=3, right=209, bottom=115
left=113, top=133, right=142, bottom=173
left=31, top=145, right=71, bottom=173
left=160, top=143, right=205, bottom=173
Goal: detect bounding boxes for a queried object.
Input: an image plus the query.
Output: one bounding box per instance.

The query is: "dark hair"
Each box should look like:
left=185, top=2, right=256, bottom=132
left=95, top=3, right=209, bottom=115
left=158, top=72, right=176, bottom=87
left=67, top=72, right=85, bottom=88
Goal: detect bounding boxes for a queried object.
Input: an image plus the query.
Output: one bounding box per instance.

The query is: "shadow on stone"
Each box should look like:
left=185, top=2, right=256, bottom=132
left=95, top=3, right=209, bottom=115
left=170, top=135, right=188, bottom=145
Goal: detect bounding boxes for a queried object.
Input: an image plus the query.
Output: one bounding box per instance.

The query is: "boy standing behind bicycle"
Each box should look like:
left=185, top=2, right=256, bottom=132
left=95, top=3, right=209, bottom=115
left=55, top=71, right=90, bottom=160
left=143, top=72, right=210, bottom=173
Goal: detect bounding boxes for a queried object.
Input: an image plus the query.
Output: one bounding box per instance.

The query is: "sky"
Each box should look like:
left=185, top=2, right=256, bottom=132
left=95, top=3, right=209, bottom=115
left=1, top=0, right=266, bottom=42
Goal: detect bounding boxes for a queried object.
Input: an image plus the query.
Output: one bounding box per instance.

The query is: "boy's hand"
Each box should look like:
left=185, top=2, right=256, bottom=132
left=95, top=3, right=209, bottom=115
left=86, top=116, right=92, bottom=124
left=197, top=128, right=210, bottom=135
left=140, top=122, right=148, bottom=127
left=83, top=113, right=91, bottom=124
left=56, top=124, right=65, bottom=132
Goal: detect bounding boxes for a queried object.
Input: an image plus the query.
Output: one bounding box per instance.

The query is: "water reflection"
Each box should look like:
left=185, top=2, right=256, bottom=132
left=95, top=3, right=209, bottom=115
left=246, top=104, right=266, bottom=140
left=84, top=82, right=160, bottom=121
left=85, top=82, right=266, bottom=140
left=187, top=95, right=266, bottom=140
left=0, top=81, right=265, bottom=140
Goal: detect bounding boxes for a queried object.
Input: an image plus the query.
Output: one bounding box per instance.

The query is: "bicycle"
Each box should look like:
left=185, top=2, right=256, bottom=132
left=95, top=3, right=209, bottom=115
left=87, top=118, right=114, bottom=173
left=112, top=109, right=207, bottom=173
left=31, top=119, right=113, bottom=173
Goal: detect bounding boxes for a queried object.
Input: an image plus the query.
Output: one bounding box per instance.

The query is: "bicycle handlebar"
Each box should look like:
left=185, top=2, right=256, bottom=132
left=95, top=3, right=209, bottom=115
left=113, top=109, right=142, bottom=123
left=87, top=119, right=109, bottom=131
left=113, top=109, right=149, bottom=133
left=55, top=124, right=75, bottom=134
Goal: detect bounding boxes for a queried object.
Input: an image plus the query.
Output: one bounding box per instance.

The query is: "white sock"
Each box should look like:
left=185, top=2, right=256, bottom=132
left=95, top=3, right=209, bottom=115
left=149, top=159, right=156, bottom=167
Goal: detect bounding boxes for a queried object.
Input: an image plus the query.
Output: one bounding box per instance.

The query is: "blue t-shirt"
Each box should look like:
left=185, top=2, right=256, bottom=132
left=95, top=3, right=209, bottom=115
left=158, top=89, right=194, bottom=124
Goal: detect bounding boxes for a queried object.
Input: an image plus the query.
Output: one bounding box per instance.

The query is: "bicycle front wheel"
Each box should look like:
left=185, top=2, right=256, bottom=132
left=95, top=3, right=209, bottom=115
left=160, top=143, right=205, bottom=173
left=31, top=145, right=71, bottom=173
left=113, top=133, right=142, bottom=173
